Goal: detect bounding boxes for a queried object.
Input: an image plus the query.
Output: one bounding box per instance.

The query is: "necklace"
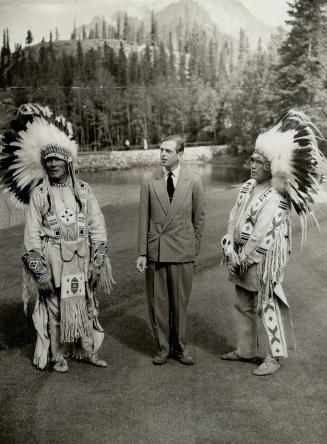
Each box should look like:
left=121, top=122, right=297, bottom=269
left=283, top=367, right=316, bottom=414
left=51, top=180, right=69, bottom=188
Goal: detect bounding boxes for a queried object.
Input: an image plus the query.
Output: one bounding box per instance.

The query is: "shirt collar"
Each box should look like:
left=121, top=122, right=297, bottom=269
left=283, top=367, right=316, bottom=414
left=163, top=163, right=181, bottom=177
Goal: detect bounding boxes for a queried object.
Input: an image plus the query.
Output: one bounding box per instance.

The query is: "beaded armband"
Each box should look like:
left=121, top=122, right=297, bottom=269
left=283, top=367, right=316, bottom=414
left=22, top=250, right=49, bottom=283
left=92, top=242, right=107, bottom=270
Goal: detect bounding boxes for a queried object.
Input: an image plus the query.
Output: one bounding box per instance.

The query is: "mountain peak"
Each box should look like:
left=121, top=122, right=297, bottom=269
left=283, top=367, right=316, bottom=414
left=196, top=0, right=275, bottom=46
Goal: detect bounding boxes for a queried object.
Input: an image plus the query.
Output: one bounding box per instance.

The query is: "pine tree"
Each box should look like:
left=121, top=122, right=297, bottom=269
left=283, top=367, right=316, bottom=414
left=198, top=30, right=209, bottom=81
left=178, top=49, right=187, bottom=86
left=55, top=28, right=60, bottom=41
left=228, top=40, right=274, bottom=154
left=116, top=13, right=121, bottom=39
left=128, top=51, right=139, bottom=83
left=150, top=11, right=157, bottom=46
left=123, top=13, right=129, bottom=41
left=84, top=48, right=97, bottom=81
left=136, top=61, right=143, bottom=84
left=82, top=25, right=87, bottom=40
left=103, top=42, right=117, bottom=77
left=142, top=44, right=153, bottom=85
left=130, top=22, right=136, bottom=43
left=136, top=21, right=145, bottom=45
left=152, top=46, right=159, bottom=81
left=71, top=20, right=77, bottom=40
left=218, top=49, right=227, bottom=83
left=26, top=30, right=33, bottom=45
left=0, top=30, right=7, bottom=87
left=61, top=52, right=74, bottom=116
left=237, top=28, right=248, bottom=76
left=4, top=29, right=12, bottom=85
left=108, top=25, right=115, bottom=39
left=228, top=42, right=234, bottom=75
left=95, top=23, right=99, bottom=39
left=102, top=19, right=107, bottom=39
left=5, top=28, right=11, bottom=57
left=176, top=18, right=183, bottom=54
left=48, top=30, right=56, bottom=67
left=208, top=39, right=217, bottom=86
left=38, top=42, right=49, bottom=82
left=168, top=32, right=176, bottom=81
left=157, top=42, right=168, bottom=81
left=77, top=40, right=84, bottom=77
left=188, top=24, right=200, bottom=79
left=275, top=0, right=327, bottom=112
left=117, top=41, right=128, bottom=86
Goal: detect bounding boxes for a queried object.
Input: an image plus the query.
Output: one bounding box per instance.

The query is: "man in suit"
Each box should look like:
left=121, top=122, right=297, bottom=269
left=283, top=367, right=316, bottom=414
left=136, top=135, right=205, bottom=366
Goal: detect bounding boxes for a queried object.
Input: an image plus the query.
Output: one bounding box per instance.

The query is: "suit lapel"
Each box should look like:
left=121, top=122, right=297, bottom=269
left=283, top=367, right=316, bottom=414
left=163, top=167, right=191, bottom=230
left=152, top=169, right=170, bottom=215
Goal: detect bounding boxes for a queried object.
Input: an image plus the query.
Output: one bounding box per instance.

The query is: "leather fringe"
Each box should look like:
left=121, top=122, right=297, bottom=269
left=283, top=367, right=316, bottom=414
left=98, top=256, right=115, bottom=296
left=22, top=266, right=39, bottom=314
left=60, top=296, right=90, bottom=343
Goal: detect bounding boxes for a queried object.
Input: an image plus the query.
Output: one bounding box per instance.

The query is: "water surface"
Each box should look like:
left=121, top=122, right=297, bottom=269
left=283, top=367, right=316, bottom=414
left=0, top=163, right=248, bottom=230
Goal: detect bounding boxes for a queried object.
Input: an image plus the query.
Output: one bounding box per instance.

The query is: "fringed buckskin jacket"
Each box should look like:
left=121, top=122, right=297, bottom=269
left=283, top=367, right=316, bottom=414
left=227, top=178, right=295, bottom=358
left=22, top=179, right=113, bottom=368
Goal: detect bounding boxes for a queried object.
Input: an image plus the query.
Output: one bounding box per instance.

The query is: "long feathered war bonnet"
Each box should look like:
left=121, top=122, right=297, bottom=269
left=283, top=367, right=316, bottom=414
left=0, top=103, right=78, bottom=205
left=254, top=109, right=327, bottom=243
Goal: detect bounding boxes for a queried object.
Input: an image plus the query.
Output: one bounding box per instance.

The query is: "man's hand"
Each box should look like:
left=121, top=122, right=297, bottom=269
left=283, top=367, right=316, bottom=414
left=136, top=255, right=147, bottom=274
left=227, top=262, right=238, bottom=276
left=229, top=251, right=240, bottom=269
left=37, top=279, right=54, bottom=298
left=88, top=265, right=101, bottom=290
left=87, top=297, right=95, bottom=319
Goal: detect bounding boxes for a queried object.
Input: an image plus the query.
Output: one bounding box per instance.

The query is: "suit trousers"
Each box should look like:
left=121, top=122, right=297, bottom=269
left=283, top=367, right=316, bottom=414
left=146, top=261, right=194, bottom=358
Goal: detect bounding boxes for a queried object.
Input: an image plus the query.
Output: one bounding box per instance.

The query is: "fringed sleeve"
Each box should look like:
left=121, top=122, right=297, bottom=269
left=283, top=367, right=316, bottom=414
left=87, top=184, right=115, bottom=295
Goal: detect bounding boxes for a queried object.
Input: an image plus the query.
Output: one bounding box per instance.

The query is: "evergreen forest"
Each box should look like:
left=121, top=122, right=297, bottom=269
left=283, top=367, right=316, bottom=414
left=0, top=0, right=326, bottom=154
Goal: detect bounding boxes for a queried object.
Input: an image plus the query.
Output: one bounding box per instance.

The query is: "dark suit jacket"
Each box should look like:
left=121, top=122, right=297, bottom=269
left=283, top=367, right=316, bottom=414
left=138, top=165, right=205, bottom=262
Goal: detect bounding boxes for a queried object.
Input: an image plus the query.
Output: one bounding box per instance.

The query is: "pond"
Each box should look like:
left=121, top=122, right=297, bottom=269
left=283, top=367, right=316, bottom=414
left=0, top=162, right=249, bottom=230
left=79, top=162, right=249, bottom=208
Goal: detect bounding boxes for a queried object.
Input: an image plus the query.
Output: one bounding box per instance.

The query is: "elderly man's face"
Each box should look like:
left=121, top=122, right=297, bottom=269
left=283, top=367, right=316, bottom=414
left=45, top=156, right=68, bottom=184
left=250, top=154, right=271, bottom=184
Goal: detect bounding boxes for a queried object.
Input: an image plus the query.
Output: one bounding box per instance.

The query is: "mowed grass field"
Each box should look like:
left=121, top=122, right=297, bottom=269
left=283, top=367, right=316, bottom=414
left=1, top=185, right=327, bottom=444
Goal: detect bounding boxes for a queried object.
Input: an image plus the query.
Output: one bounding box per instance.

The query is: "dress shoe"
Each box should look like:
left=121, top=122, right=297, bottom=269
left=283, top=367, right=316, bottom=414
left=174, top=354, right=194, bottom=366
left=53, top=358, right=68, bottom=373
left=87, top=353, right=108, bottom=367
left=252, top=358, right=280, bottom=376
left=152, top=354, right=168, bottom=365
left=221, top=350, right=259, bottom=363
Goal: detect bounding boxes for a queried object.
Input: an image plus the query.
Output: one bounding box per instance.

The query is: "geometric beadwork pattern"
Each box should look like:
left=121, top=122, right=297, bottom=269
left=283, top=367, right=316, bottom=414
left=93, top=242, right=107, bottom=268
left=262, top=298, right=285, bottom=357
left=44, top=179, right=89, bottom=241
left=59, top=208, right=76, bottom=225
left=238, top=184, right=288, bottom=259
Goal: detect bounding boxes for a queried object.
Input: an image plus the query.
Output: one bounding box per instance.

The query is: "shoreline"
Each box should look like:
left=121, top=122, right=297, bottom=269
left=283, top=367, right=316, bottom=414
left=77, top=145, right=226, bottom=171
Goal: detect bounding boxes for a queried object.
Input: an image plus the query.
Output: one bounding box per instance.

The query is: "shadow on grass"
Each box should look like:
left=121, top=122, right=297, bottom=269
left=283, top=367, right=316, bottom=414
left=108, top=311, right=156, bottom=358
left=0, top=302, right=35, bottom=350
left=106, top=307, right=231, bottom=360
left=188, top=312, right=231, bottom=356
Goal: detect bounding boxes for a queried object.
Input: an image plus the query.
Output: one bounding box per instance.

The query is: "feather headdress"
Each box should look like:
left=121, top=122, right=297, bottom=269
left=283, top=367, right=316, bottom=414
left=0, top=103, right=78, bottom=205
left=254, top=109, right=327, bottom=242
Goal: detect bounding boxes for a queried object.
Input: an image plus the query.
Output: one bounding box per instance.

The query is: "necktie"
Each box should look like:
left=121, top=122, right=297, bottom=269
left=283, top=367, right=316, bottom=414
left=167, top=171, right=175, bottom=202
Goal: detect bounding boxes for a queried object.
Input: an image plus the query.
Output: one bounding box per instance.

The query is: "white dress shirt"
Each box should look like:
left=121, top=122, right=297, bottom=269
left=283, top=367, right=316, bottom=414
left=163, top=163, right=181, bottom=188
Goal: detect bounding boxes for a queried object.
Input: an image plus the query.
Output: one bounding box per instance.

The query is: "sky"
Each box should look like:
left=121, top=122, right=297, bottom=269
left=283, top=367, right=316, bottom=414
left=241, top=0, right=288, bottom=26
left=0, top=0, right=289, bottom=48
